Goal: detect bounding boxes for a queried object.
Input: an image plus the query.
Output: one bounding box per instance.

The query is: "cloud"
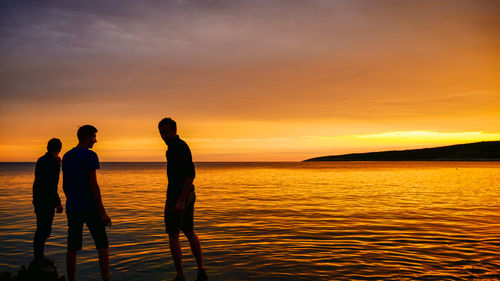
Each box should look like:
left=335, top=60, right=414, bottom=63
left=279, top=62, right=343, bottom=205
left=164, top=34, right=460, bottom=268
left=1, top=0, right=499, bottom=160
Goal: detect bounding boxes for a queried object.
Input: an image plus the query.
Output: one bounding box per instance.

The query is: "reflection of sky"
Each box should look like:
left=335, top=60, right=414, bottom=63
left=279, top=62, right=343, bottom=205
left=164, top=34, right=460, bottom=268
left=1, top=1, right=499, bottom=161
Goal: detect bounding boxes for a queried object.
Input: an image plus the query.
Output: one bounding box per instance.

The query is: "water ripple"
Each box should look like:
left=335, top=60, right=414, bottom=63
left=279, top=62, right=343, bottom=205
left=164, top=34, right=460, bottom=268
left=1, top=162, right=500, bottom=280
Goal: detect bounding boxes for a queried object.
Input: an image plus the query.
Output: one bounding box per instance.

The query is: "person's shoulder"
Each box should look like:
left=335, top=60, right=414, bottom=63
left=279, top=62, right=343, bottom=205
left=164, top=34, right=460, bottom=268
left=85, top=149, right=99, bottom=163
left=63, top=147, right=97, bottom=160
left=62, top=149, right=74, bottom=167
left=37, top=154, right=46, bottom=162
left=178, top=138, right=192, bottom=156
left=75, top=148, right=99, bottom=161
left=86, top=149, right=98, bottom=157
left=177, top=137, right=190, bottom=148
left=62, top=148, right=76, bottom=159
left=38, top=153, right=56, bottom=164
left=35, top=155, right=46, bottom=168
left=176, top=138, right=191, bottom=152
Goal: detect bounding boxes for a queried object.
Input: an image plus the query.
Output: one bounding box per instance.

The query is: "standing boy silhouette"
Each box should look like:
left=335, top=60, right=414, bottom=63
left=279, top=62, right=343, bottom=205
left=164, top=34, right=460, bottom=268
left=62, top=125, right=111, bottom=281
left=159, top=118, right=207, bottom=281
left=32, top=138, right=63, bottom=269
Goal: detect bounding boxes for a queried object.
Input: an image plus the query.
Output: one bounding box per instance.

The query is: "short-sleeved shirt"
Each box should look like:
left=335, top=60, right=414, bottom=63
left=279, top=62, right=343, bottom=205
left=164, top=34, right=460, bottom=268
left=166, top=135, right=195, bottom=202
left=62, top=147, right=100, bottom=212
left=33, top=153, right=62, bottom=208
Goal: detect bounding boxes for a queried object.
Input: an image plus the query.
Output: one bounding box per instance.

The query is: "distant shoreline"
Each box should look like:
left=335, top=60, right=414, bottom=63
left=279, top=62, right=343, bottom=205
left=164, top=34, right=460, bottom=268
left=304, top=141, right=500, bottom=162
left=303, top=159, right=500, bottom=162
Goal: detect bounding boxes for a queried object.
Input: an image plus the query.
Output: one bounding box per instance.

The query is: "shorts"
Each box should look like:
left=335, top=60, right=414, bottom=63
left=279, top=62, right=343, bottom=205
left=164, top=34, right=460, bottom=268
left=164, top=191, right=196, bottom=234
left=67, top=210, right=109, bottom=251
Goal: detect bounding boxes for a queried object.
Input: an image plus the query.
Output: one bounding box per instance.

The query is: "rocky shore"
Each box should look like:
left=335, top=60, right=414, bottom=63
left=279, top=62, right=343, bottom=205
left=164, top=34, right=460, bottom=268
left=1, top=260, right=65, bottom=281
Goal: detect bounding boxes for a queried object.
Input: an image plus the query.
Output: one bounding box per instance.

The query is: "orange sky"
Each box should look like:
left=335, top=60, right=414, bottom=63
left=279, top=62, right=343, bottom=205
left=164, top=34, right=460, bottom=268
left=1, top=1, right=499, bottom=161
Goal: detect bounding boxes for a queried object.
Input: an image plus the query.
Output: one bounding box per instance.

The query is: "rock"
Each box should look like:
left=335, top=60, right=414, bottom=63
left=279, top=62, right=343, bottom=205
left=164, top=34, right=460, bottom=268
left=1, top=260, right=65, bottom=281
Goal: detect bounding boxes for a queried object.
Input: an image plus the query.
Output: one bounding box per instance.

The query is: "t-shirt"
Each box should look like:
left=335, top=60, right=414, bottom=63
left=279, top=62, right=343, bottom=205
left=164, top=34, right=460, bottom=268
left=62, top=147, right=100, bottom=211
left=166, top=135, right=195, bottom=202
left=33, top=153, right=61, bottom=208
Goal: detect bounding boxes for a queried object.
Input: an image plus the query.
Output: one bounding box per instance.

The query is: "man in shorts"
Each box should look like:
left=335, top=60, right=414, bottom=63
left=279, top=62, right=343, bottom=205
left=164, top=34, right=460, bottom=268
left=62, top=125, right=111, bottom=281
left=32, top=138, right=64, bottom=268
left=158, top=117, right=207, bottom=281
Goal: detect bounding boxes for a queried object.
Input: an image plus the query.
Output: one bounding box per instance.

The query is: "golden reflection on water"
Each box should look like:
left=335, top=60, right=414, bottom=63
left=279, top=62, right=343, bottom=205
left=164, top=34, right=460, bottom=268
left=0, top=162, right=499, bottom=280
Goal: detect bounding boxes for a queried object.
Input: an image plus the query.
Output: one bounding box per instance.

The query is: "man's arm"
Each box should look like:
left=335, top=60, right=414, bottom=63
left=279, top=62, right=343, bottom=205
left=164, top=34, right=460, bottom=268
left=175, top=143, right=196, bottom=214
left=89, top=169, right=111, bottom=226
left=33, top=159, right=42, bottom=201
left=175, top=176, right=194, bottom=214
left=62, top=170, right=67, bottom=196
left=53, top=158, right=63, bottom=213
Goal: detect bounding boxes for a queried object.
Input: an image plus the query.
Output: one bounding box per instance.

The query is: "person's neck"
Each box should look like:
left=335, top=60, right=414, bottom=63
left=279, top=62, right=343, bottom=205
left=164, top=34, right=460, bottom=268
left=76, top=142, right=90, bottom=149
left=166, top=135, right=178, bottom=145
left=48, top=151, right=59, bottom=158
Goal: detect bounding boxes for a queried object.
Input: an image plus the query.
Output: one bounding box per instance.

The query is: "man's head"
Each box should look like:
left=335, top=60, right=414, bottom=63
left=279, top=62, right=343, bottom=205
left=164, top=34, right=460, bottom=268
left=158, top=117, right=177, bottom=144
left=47, top=138, right=62, bottom=155
left=77, top=125, right=98, bottom=148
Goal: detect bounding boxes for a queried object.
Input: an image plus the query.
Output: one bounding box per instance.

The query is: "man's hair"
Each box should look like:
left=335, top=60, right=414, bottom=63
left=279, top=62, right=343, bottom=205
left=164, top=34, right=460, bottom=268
left=158, top=117, right=176, bottom=131
left=47, top=138, right=62, bottom=153
left=77, top=125, right=98, bottom=141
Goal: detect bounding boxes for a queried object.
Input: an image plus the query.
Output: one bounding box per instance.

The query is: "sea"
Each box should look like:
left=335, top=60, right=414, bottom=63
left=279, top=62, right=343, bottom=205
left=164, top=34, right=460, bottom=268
left=0, top=162, right=499, bottom=281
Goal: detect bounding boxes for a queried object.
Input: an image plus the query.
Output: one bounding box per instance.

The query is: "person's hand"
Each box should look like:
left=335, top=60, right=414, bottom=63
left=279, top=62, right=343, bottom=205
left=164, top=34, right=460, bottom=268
left=56, top=204, right=63, bottom=214
left=101, top=212, right=112, bottom=227
left=175, top=199, right=185, bottom=215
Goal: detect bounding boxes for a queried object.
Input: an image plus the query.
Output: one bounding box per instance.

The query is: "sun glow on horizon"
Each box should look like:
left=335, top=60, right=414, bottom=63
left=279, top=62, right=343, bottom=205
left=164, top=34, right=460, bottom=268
left=3, top=130, right=498, bottom=162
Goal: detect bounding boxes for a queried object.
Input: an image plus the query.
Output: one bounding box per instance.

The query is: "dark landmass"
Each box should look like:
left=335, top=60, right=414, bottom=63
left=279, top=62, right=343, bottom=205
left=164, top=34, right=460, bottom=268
left=304, top=141, right=500, bottom=162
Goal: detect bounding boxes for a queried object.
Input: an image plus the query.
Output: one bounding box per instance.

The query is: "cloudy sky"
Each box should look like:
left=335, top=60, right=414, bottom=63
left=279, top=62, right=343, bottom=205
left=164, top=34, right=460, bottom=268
left=1, top=0, right=499, bottom=161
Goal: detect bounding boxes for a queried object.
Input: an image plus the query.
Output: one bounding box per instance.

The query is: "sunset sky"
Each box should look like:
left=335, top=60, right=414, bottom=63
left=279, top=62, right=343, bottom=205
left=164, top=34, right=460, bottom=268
left=1, top=0, right=499, bottom=161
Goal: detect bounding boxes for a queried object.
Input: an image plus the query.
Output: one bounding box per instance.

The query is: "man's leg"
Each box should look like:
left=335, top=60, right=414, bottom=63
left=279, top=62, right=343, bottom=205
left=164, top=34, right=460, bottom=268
left=66, top=212, right=83, bottom=281
left=66, top=250, right=77, bottom=281
left=33, top=206, right=55, bottom=262
left=166, top=200, right=185, bottom=279
left=169, top=232, right=184, bottom=278
left=86, top=211, right=110, bottom=281
left=98, top=248, right=110, bottom=281
left=184, top=231, right=205, bottom=271
left=182, top=193, right=207, bottom=281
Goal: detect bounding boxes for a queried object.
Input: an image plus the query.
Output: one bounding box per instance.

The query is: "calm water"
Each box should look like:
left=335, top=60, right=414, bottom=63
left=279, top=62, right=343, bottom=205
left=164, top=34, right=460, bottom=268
left=0, top=162, right=499, bottom=281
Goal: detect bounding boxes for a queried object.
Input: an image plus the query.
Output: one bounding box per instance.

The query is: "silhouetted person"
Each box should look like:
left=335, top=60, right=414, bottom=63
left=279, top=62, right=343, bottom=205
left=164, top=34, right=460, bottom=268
left=158, top=118, right=207, bottom=281
left=62, top=125, right=111, bottom=281
left=33, top=138, right=63, bottom=267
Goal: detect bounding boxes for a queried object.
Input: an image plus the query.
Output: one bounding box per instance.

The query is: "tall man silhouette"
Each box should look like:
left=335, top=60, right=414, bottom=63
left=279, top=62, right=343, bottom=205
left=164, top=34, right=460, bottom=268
left=62, top=125, right=111, bottom=281
left=158, top=118, right=207, bottom=281
left=32, top=138, right=63, bottom=268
